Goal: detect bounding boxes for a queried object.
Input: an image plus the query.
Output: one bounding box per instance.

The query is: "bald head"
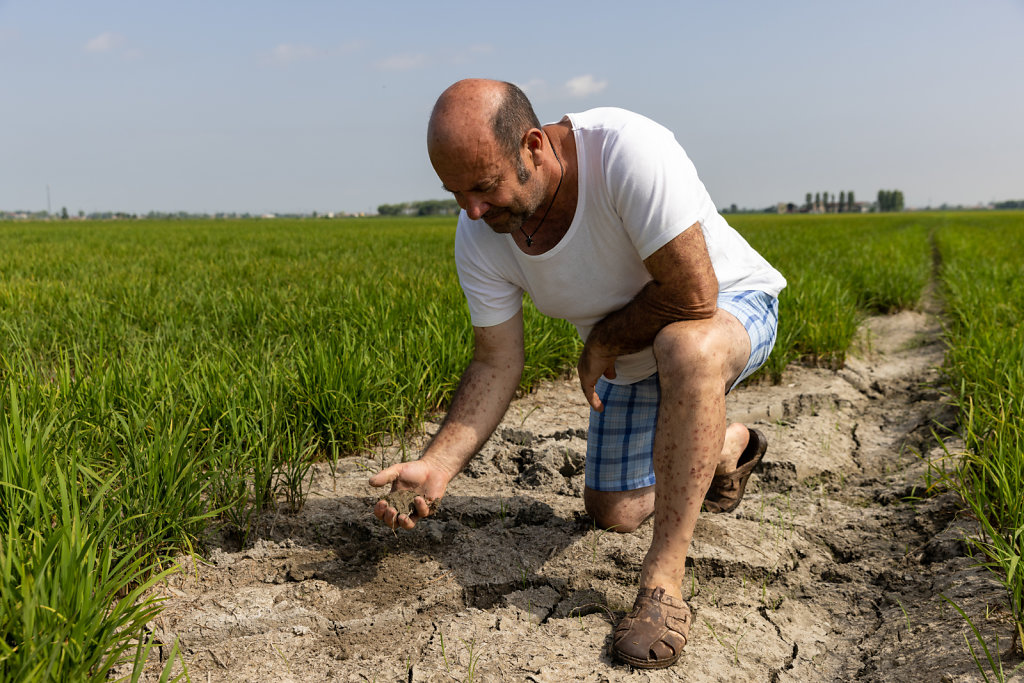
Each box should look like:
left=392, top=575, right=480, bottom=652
left=427, top=79, right=541, bottom=167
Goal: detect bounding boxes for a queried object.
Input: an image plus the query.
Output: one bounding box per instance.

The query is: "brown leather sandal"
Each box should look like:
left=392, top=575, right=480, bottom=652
left=703, top=427, right=768, bottom=514
left=612, top=587, right=692, bottom=669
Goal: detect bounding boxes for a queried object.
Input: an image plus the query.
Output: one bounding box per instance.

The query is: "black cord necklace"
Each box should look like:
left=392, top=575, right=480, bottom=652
left=521, top=135, right=564, bottom=247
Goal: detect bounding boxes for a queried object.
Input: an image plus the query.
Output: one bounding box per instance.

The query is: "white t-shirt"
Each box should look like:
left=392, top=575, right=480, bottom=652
left=454, top=107, right=787, bottom=385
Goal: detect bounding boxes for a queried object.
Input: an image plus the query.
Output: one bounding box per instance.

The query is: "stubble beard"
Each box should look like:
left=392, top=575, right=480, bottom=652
left=483, top=155, right=546, bottom=234
left=483, top=207, right=531, bottom=233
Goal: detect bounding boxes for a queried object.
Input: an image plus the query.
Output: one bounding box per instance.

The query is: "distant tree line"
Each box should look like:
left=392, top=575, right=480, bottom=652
left=803, top=191, right=857, bottom=213
left=377, top=199, right=459, bottom=216
left=877, top=189, right=905, bottom=212
left=994, top=199, right=1024, bottom=210
left=794, top=189, right=907, bottom=213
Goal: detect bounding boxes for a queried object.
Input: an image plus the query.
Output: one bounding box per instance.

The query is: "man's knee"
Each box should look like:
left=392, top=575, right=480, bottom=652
left=653, top=315, right=748, bottom=387
left=583, top=487, right=654, bottom=533
left=653, top=321, right=722, bottom=377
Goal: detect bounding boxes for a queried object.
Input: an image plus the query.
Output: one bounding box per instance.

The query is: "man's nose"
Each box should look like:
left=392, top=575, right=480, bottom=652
left=463, top=196, right=490, bottom=220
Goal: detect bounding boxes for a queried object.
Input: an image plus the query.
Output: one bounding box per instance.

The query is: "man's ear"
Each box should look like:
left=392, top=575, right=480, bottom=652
left=523, top=128, right=545, bottom=165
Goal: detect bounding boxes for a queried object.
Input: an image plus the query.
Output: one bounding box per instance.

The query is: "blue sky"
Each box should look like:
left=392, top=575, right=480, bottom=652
left=1, top=0, right=1022, bottom=214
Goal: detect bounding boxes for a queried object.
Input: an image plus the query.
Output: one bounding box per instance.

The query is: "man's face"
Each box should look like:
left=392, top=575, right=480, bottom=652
left=432, top=139, right=546, bottom=234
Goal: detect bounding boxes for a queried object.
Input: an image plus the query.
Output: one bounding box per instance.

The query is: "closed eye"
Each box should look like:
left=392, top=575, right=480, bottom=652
left=441, top=177, right=500, bottom=195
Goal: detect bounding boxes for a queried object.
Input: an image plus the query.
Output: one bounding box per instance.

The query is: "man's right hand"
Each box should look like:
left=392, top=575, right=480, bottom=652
left=578, top=338, right=618, bottom=413
left=369, top=459, right=451, bottom=530
left=368, top=315, right=525, bottom=530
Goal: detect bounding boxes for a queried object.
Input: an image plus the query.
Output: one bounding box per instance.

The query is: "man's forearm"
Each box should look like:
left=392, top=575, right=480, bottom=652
left=420, top=356, right=522, bottom=477
left=588, top=224, right=718, bottom=357
left=576, top=225, right=718, bottom=412
left=587, top=278, right=717, bottom=357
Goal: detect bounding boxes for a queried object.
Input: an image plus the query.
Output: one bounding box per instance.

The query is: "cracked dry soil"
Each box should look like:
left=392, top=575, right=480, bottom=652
left=136, top=308, right=1024, bottom=682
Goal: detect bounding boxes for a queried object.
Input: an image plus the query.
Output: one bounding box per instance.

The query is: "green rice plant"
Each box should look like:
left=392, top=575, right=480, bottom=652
left=100, top=402, right=218, bottom=561
left=784, top=273, right=861, bottom=369
left=894, top=596, right=912, bottom=631
left=204, top=412, right=280, bottom=544
left=461, top=637, right=481, bottom=682
left=936, top=211, right=1024, bottom=649
left=273, top=426, right=320, bottom=514
left=588, top=521, right=618, bottom=561
left=842, top=216, right=931, bottom=314
left=704, top=618, right=748, bottom=665
left=0, top=381, right=183, bottom=681
left=438, top=631, right=450, bottom=673
left=733, top=213, right=930, bottom=377
left=942, top=594, right=1017, bottom=683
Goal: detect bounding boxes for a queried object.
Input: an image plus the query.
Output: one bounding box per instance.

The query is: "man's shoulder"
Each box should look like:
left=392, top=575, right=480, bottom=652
left=567, top=107, right=668, bottom=134
left=567, top=108, right=677, bottom=155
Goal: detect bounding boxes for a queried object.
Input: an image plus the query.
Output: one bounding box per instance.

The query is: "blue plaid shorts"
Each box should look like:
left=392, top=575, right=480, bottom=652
left=584, top=290, right=779, bottom=492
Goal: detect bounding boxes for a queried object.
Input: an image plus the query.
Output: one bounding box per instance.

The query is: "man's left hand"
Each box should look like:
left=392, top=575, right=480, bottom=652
left=578, top=341, right=617, bottom=412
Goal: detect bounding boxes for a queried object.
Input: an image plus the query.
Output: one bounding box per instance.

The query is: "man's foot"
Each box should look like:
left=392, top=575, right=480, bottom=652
left=612, top=587, right=691, bottom=669
left=702, top=427, right=768, bottom=513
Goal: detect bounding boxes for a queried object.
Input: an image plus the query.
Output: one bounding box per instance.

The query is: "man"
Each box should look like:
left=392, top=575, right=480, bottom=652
left=371, top=79, right=786, bottom=670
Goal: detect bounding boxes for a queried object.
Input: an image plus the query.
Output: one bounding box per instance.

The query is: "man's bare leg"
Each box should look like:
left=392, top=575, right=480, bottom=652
left=638, top=310, right=751, bottom=599
left=583, top=310, right=751, bottom=602
left=716, top=422, right=752, bottom=475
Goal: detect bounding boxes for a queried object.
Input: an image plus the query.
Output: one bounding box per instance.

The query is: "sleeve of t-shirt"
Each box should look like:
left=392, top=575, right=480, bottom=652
left=603, top=115, right=714, bottom=260
left=453, top=216, right=524, bottom=328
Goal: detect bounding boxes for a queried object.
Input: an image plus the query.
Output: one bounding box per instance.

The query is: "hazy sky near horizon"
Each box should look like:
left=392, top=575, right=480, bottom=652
left=2, top=0, right=1022, bottom=215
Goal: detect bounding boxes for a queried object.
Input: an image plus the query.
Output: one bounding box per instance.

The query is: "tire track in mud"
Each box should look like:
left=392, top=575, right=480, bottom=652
left=137, top=308, right=1022, bottom=682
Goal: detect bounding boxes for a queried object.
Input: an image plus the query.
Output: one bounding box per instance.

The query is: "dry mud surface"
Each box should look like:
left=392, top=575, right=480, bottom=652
left=140, top=310, right=1024, bottom=682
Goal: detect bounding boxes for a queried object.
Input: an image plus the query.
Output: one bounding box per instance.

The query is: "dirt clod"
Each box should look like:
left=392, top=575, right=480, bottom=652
left=379, top=489, right=438, bottom=517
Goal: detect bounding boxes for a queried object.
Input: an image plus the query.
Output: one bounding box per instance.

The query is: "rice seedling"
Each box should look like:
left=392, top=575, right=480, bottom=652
left=461, top=637, right=481, bottom=681
left=942, top=594, right=1018, bottom=683
left=438, top=631, right=451, bottom=672
left=0, top=381, right=183, bottom=681
left=704, top=618, right=746, bottom=665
